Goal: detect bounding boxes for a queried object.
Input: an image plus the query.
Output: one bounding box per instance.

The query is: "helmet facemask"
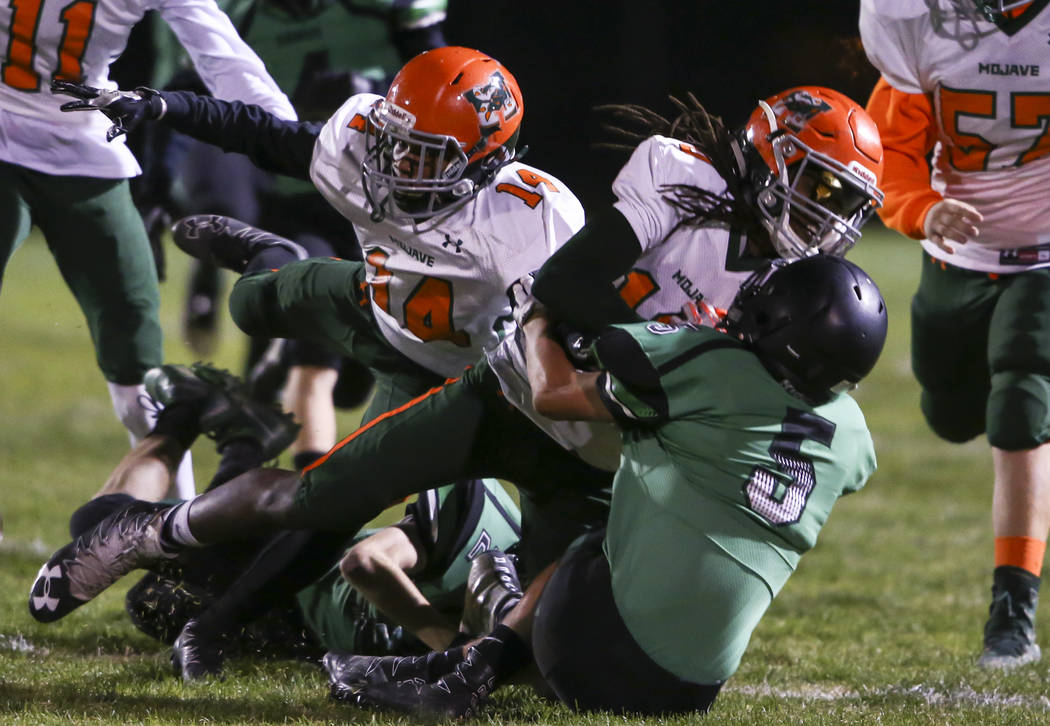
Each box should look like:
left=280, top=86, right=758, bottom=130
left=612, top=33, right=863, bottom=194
left=362, top=99, right=487, bottom=224
left=972, top=0, right=1032, bottom=20
left=750, top=101, right=883, bottom=259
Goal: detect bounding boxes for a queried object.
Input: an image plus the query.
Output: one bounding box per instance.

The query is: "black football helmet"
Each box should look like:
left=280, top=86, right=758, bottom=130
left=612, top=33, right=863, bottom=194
left=723, top=256, right=887, bottom=402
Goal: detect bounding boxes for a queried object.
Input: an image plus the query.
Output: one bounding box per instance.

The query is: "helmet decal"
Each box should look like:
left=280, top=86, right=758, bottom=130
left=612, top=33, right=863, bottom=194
left=464, top=71, right=520, bottom=136
left=772, top=90, right=833, bottom=132
left=847, top=159, right=878, bottom=188
left=378, top=101, right=417, bottom=132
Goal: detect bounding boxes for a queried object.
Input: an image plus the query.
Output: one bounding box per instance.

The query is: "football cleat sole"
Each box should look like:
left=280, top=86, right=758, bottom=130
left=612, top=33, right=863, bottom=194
left=28, top=540, right=89, bottom=623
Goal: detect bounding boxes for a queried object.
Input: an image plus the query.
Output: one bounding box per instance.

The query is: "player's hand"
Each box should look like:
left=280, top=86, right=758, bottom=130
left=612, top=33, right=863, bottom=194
left=51, top=79, right=166, bottom=142
left=509, top=273, right=540, bottom=329
left=923, top=198, right=982, bottom=253
left=554, top=323, right=599, bottom=370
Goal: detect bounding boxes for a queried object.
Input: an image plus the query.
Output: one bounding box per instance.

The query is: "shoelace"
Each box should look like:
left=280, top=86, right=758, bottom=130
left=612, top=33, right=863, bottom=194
left=65, top=511, right=165, bottom=599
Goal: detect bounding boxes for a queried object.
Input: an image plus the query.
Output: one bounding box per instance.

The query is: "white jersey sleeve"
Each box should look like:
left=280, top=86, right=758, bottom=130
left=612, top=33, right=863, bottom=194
left=858, top=0, right=929, bottom=94
left=157, top=0, right=296, bottom=120
left=612, top=135, right=729, bottom=254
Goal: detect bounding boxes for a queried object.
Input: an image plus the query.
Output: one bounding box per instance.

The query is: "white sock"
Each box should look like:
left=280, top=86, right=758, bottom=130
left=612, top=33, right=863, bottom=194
left=162, top=499, right=203, bottom=548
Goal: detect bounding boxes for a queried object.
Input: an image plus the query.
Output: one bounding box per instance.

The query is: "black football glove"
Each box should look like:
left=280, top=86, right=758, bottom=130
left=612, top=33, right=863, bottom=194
left=51, top=79, right=166, bottom=142
left=554, top=323, right=599, bottom=370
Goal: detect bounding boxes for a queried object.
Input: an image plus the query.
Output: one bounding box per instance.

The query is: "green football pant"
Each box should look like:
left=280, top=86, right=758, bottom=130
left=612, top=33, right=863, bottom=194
left=0, top=161, right=162, bottom=383
left=911, top=255, right=1050, bottom=450
left=228, top=257, right=444, bottom=423
left=291, top=360, right=612, bottom=578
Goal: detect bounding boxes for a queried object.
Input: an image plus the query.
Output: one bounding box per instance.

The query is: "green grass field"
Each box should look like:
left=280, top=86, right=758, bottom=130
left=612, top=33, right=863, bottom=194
left=2, top=227, right=1049, bottom=725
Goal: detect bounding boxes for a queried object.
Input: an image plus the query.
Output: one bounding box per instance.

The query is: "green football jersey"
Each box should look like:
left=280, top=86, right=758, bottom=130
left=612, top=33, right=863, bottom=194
left=295, top=479, right=521, bottom=653
left=593, top=322, right=876, bottom=683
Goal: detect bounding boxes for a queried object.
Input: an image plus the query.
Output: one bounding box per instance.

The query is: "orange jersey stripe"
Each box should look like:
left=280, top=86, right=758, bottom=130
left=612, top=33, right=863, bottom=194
left=302, top=376, right=463, bottom=473
left=865, top=77, right=944, bottom=240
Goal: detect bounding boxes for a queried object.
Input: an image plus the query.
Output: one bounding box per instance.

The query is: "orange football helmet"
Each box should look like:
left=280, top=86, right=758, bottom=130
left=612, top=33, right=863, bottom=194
left=362, top=46, right=524, bottom=223
left=741, top=86, right=884, bottom=258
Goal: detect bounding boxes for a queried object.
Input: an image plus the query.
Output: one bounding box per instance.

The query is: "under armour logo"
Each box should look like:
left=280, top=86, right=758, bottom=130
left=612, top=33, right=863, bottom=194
left=32, top=563, right=62, bottom=612
left=442, top=235, right=464, bottom=253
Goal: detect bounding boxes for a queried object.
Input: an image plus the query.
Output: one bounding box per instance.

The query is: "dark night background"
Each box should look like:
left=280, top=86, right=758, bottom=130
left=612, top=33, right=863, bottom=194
left=445, top=0, right=879, bottom=210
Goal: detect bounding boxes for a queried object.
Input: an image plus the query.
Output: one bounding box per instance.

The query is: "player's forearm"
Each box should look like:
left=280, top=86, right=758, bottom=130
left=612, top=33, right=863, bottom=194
left=158, top=91, right=319, bottom=180
left=865, top=77, right=943, bottom=240
left=348, top=554, right=459, bottom=650
left=523, top=315, right=608, bottom=421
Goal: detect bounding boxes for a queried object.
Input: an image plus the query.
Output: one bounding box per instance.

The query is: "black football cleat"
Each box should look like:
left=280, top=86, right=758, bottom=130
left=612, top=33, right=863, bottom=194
left=172, top=618, right=227, bottom=681
left=460, top=549, right=523, bottom=636
left=977, top=566, right=1042, bottom=669
left=171, top=215, right=307, bottom=273
left=144, top=362, right=300, bottom=460
left=324, top=649, right=463, bottom=693
left=344, top=645, right=497, bottom=719
left=29, top=500, right=175, bottom=623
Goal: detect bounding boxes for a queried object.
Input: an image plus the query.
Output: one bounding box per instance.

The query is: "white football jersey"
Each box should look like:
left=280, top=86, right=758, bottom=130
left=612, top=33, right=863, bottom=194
left=0, top=0, right=295, bottom=178
left=487, top=135, right=768, bottom=472
left=311, top=93, right=585, bottom=379
left=861, top=0, right=1050, bottom=270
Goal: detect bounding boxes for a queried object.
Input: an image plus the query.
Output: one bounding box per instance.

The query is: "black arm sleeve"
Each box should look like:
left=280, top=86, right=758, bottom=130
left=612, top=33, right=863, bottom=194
left=158, top=91, right=322, bottom=180
left=532, top=206, right=645, bottom=333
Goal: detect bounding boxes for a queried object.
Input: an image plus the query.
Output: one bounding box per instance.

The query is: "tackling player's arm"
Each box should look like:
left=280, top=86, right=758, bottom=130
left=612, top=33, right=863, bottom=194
left=531, top=207, right=644, bottom=333
left=338, top=521, right=460, bottom=651
left=523, top=309, right=611, bottom=422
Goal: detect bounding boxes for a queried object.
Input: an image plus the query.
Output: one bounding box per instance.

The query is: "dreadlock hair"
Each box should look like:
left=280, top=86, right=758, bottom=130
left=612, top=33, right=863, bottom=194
left=597, top=93, right=768, bottom=243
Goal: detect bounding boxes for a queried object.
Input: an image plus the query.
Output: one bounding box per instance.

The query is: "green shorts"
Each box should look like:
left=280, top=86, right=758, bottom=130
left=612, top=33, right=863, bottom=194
left=911, top=255, right=1050, bottom=450
left=0, top=161, right=161, bottom=383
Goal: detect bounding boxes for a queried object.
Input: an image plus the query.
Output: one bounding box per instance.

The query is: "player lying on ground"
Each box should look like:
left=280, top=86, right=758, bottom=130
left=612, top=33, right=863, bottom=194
left=324, top=255, right=889, bottom=717
left=56, top=362, right=523, bottom=680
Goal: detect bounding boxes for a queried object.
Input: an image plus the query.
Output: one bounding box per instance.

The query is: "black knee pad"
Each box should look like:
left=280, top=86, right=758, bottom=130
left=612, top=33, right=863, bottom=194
left=987, top=370, right=1050, bottom=451
left=919, top=389, right=986, bottom=444
left=284, top=339, right=341, bottom=370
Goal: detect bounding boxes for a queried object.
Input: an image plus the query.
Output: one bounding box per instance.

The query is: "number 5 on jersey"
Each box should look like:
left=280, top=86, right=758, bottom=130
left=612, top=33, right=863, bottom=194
left=745, top=408, right=836, bottom=526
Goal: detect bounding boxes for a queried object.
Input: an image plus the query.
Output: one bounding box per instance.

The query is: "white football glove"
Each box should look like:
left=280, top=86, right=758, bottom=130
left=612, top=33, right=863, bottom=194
left=508, top=273, right=540, bottom=329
